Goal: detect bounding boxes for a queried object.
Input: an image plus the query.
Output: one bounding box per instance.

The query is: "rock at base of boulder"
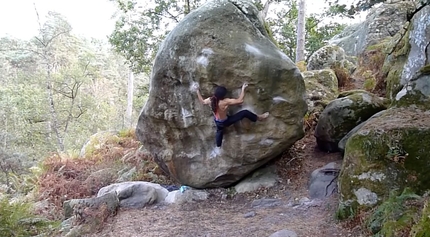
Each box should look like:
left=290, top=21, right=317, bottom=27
left=97, top=181, right=169, bottom=208
left=268, top=229, right=298, bottom=237
left=309, top=162, right=341, bottom=199
left=234, top=165, right=278, bottom=193
left=63, top=192, right=119, bottom=220
left=169, top=189, right=209, bottom=205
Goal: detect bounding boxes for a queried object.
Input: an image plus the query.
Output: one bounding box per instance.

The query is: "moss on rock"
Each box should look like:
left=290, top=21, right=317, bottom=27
left=410, top=198, right=430, bottom=237
left=338, top=107, right=430, bottom=217
left=382, top=22, right=411, bottom=101
left=315, top=91, right=387, bottom=152
left=366, top=188, right=422, bottom=236
left=393, top=73, right=430, bottom=110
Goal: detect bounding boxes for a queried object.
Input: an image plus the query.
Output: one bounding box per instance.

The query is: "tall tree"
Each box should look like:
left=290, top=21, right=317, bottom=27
left=125, top=69, right=134, bottom=128
left=295, top=0, right=306, bottom=62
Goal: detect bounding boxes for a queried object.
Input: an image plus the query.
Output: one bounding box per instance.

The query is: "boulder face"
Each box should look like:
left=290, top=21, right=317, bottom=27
left=329, top=1, right=416, bottom=56
left=338, top=107, right=430, bottom=213
left=314, top=91, right=387, bottom=152
left=393, top=5, right=430, bottom=110
left=136, top=0, right=307, bottom=188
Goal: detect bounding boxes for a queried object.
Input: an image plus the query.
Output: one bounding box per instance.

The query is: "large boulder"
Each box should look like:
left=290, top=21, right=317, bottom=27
left=329, top=1, right=416, bottom=56
left=136, top=0, right=307, bottom=188
left=338, top=107, right=430, bottom=215
left=314, top=91, right=387, bottom=152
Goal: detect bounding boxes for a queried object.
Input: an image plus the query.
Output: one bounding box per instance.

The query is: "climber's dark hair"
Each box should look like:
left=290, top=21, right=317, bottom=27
left=211, top=86, right=227, bottom=113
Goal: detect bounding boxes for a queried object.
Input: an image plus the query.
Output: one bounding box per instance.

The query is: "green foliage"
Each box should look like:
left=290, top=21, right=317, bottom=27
left=267, top=1, right=346, bottom=61
left=410, top=198, right=430, bottom=237
left=109, top=0, right=204, bottom=73
left=336, top=201, right=357, bottom=220
left=0, top=196, right=59, bottom=236
left=110, top=0, right=345, bottom=71
left=363, top=70, right=377, bottom=91
left=0, top=10, right=150, bottom=191
left=366, top=188, right=422, bottom=236
left=324, top=0, right=386, bottom=17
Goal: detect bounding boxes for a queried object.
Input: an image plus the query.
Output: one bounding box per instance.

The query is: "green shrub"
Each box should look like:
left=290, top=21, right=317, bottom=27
left=0, top=196, right=59, bottom=236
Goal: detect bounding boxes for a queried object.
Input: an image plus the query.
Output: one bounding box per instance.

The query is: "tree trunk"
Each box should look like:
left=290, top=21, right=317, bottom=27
left=125, top=69, right=134, bottom=128
left=259, top=0, right=274, bottom=20
left=184, top=0, right=191, bottom=15
left=46, top=62, right=65, bottom=152
left=295, top=0, right=306, bottom=63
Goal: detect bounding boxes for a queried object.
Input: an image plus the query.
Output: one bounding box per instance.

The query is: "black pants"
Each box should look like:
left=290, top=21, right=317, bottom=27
left=214, top=110, right=258, bottom=147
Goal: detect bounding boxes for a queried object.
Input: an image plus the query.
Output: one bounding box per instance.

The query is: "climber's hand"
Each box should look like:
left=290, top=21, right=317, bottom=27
left=242, top=82, right=248, bottom=90
left=190, top=82, right=200, bottom=92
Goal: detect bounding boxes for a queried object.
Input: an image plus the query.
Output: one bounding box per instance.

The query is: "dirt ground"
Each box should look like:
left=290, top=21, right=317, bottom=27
left=88, top=132, right=364, bottom=237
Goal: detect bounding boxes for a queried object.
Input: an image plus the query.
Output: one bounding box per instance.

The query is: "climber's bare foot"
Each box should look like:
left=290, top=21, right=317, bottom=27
left=257, top=112, right=269, bottom=121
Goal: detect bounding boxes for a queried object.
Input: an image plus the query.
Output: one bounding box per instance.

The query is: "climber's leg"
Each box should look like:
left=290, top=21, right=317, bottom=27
left=224, top=110, right=269, bottom=126
left=215, top=123, right=224, bottom=147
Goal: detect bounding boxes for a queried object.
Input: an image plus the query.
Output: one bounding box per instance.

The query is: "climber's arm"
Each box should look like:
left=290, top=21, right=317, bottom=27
left=196, top=90, right=211, bottom=105
left=224, top=83, right=248, bottom=105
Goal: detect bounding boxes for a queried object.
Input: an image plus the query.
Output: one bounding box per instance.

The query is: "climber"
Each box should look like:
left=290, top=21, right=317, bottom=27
left=192, top=82, right=269, bottom=149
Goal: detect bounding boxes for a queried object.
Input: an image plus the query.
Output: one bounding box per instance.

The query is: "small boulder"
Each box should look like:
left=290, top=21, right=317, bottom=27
left=63, top=192, right=119, bottom=220
left=166, top=189, right=209, bottom=205
left=309, top=162, right=341, bottom=199
left=234, top=165, right=278, bottom=193
left=97, top=181, right=169, bottom=208
left=315, top=91, right=387, bottom=152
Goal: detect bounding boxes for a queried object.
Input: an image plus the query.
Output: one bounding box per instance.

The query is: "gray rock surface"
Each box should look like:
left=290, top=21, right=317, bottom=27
left=63, top=192, right=119, bottom=219
left=234, top=165, right=278, bottom=193
left=302, top=69, right=339, bottom=115
left=173, top=189, right=209, bottom=205
left=97, top=181, right=169, bottom=208
left=307, top=45, right=356, bottom=73
left=329, top=1, right=416, bottom=56
left=309, top=162, right=341, bottom=199
left=251, top=198, right=282, bottom=208
left=136, top=0, right=307, bottom=188
left=394, top=5, right=430, bottom=110
left=338, top=110, right=386, bottom=152
left=315, top=91, right=386, bottom=152
left=268, top=229, right=298, bottom=237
